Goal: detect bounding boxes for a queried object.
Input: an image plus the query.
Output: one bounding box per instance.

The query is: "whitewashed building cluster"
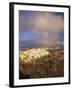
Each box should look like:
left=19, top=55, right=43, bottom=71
left=19, top=48, right=49, bottom=63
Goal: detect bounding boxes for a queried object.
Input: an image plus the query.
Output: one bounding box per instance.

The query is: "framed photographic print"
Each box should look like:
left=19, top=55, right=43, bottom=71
left=9, top=2, right=70, bottom=87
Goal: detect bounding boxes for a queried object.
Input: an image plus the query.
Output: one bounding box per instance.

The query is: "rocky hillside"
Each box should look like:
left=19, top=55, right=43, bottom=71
left=19, top=48, right=64, bottom=79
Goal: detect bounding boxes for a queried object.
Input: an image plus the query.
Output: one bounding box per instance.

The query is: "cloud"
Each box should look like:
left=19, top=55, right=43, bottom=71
left=19, top=11, right=64, bottom=45
left=19, top=14, right=34, bottom=30
left=33, top=13, right=64, bottom=33
left=19, top=11, right=64, bottom=32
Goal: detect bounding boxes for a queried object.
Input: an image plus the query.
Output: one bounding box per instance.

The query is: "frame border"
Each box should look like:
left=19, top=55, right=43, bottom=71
left=9, top=2, right=70, bottom=88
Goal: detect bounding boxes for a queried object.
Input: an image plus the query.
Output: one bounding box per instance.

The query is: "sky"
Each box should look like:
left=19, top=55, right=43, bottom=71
left=19, top=10, right=64, bottom=48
